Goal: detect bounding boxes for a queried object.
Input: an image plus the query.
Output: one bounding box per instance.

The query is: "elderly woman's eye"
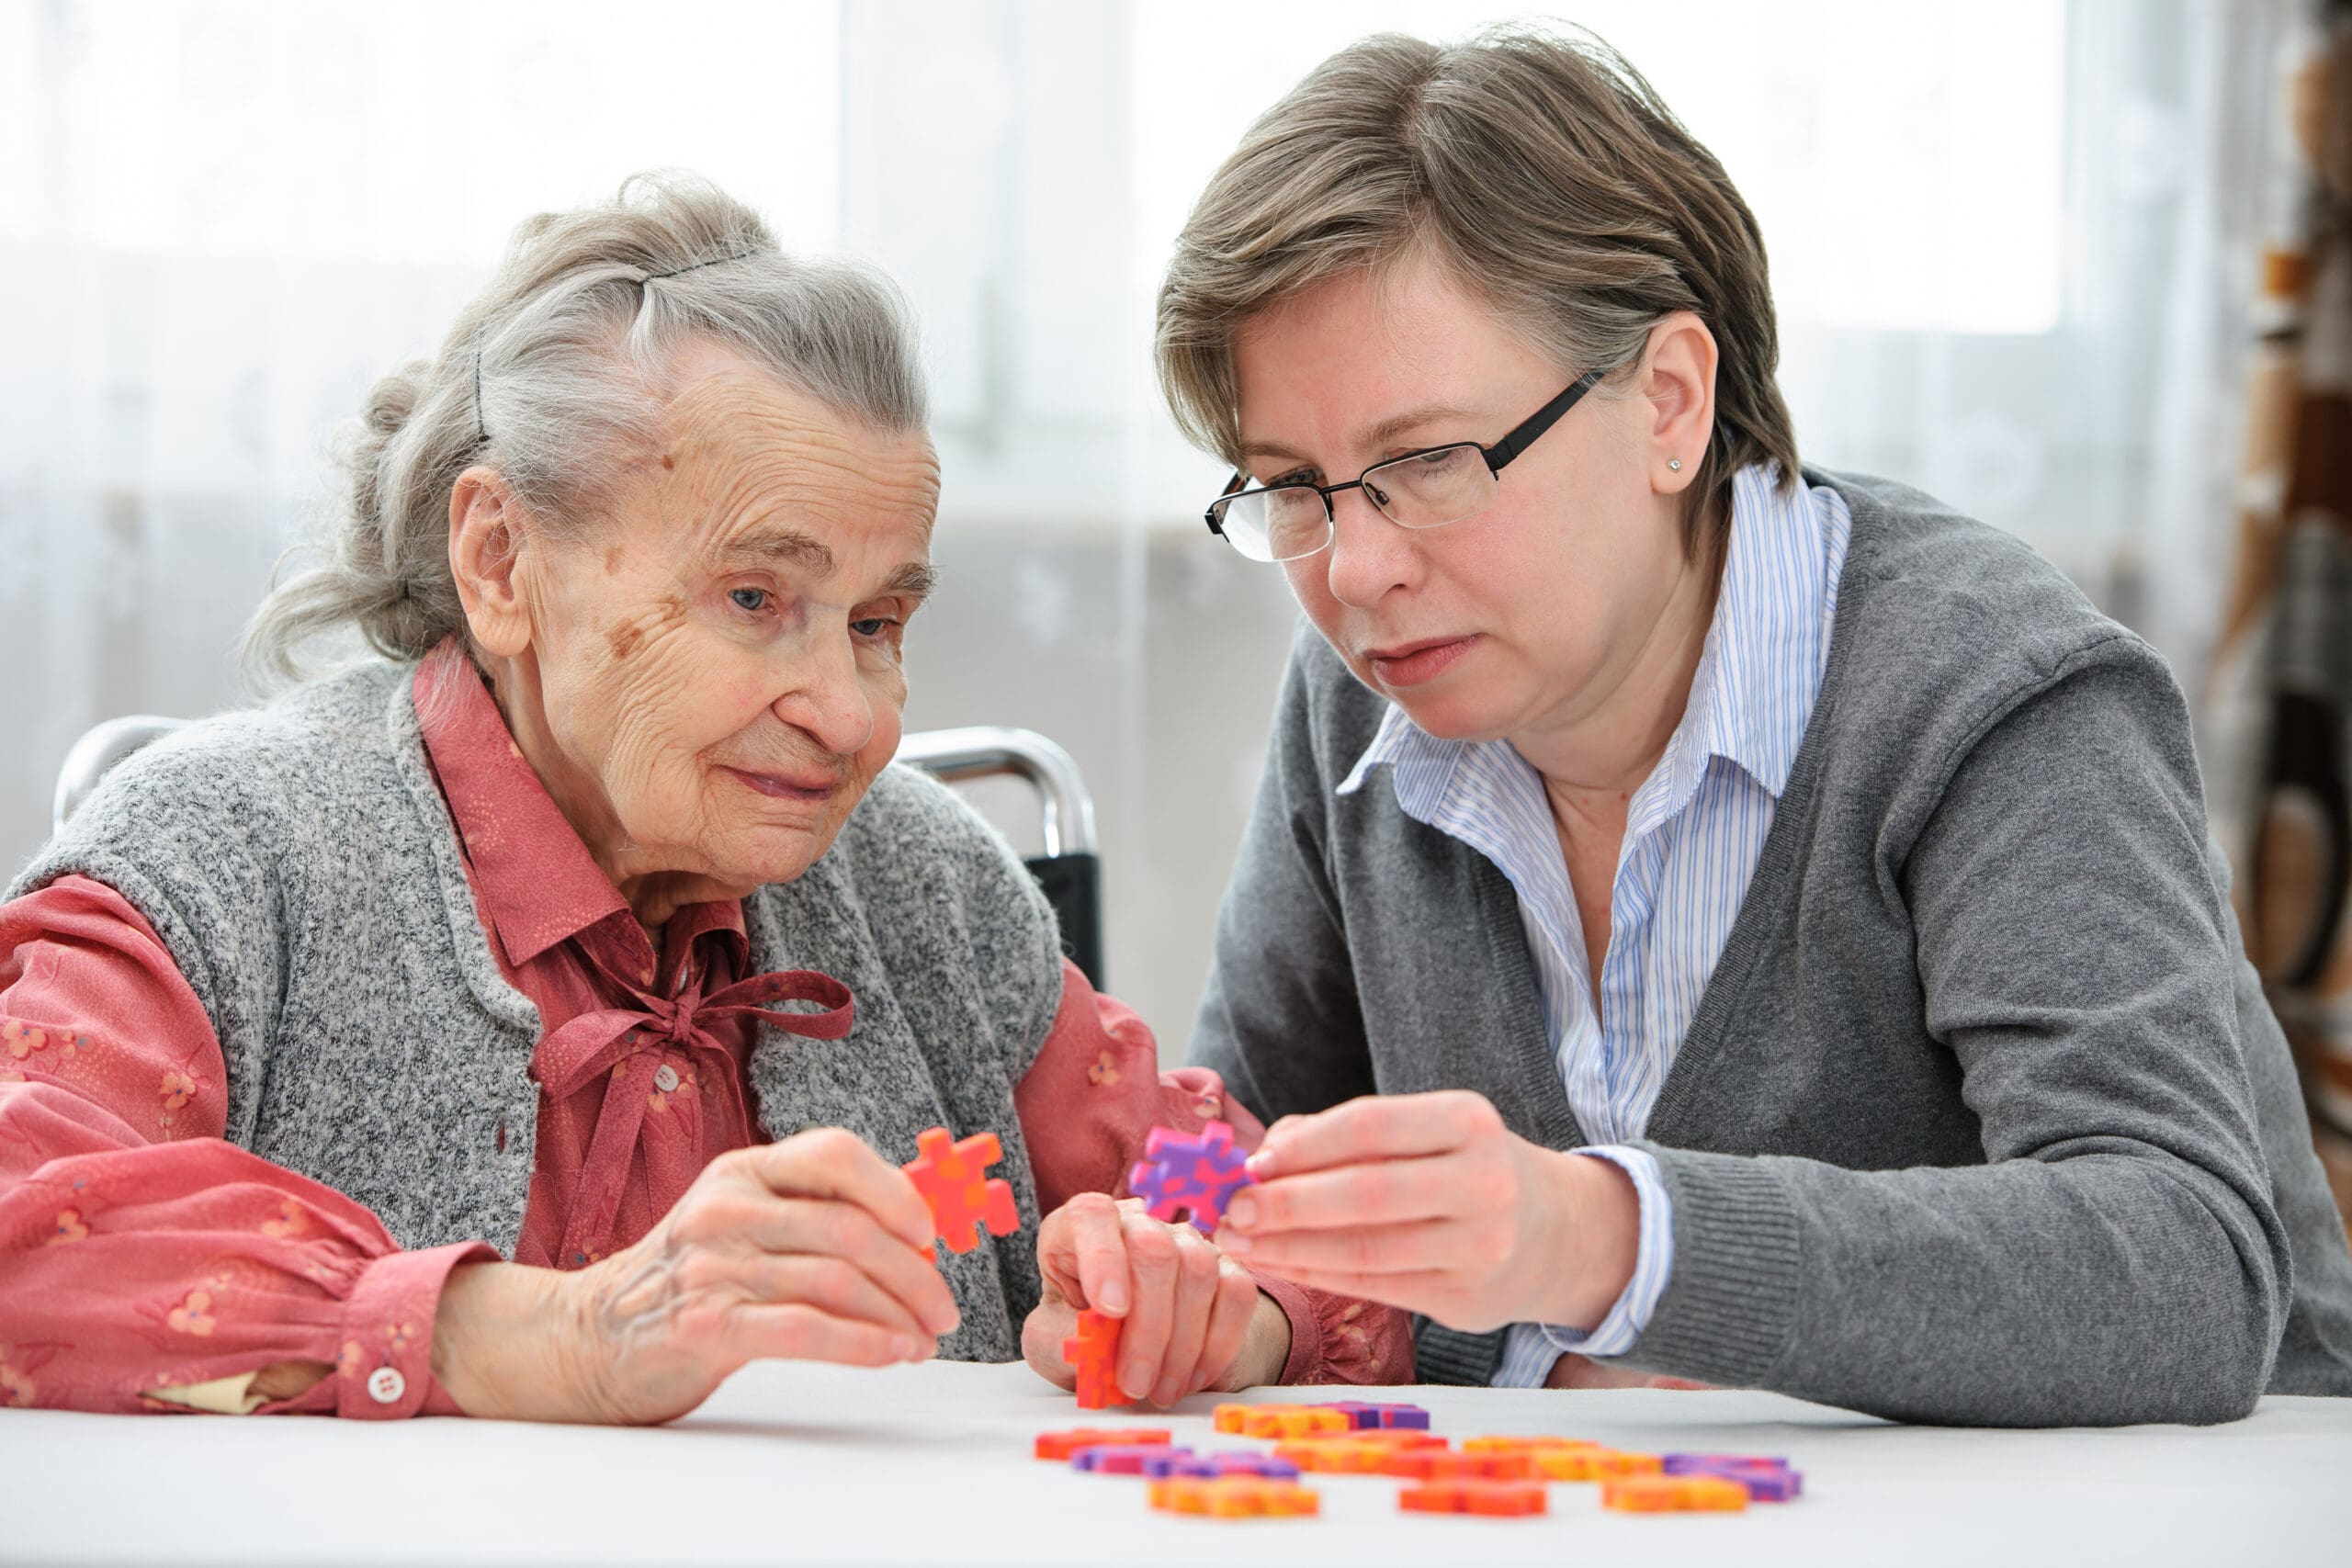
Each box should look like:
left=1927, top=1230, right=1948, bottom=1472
left=851, top=616, right=896, bottom=639
left=729, top=587, right=771, bottom=614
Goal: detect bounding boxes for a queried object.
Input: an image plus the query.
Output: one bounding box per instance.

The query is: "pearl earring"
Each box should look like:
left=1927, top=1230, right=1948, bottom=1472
left=1668, top=457, right=1682, bottom=472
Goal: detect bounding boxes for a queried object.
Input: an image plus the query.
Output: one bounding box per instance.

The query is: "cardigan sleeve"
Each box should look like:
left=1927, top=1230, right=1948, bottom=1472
left=1619, top=634, right=2292, bottom=1426
left=0, top=875, right=492, bottom=1416
left=1015, top=958, right=1413, bottom=1387
left=1189, top=628, right=1380, bottom=1123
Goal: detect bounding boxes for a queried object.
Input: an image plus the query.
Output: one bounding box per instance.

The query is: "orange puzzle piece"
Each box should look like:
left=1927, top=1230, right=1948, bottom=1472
left=1602, top=1475, right=1750, bottom=1513
left=1239, top=1406, right=1351, bottom=1439
left=1063, top=1308, right=1123, bottom=1410
left=1379, top=1450, right=1534, bottom=1482
left=1398, top=1481, right=1550, bottom=1517
left=1034, top=1427, right=1169, bottom=1460
left=1148, top=1477, right=1322, bottom=1518
left=1463, top=1436, right=1600, bottom=1457
left=1276, top=1433, right=1447, bottom=1472
left=903, top=1127, right=1019, bottom=1254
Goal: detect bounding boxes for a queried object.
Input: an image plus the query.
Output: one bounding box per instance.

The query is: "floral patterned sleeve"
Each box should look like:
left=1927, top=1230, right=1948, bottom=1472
left=1013, top=959, right=1414, bottom=1386
left=0, top=875, right=493, bottom=1416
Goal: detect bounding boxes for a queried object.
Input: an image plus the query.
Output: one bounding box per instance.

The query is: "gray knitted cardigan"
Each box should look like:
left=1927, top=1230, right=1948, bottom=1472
left=1193, top=468, right=2352, bottom=1425
left=11, top=662, right=1064, bottom=1364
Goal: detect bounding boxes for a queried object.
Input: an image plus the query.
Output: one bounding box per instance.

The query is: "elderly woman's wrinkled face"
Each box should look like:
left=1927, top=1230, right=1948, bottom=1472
left=510, top=346, right=938, bottom=896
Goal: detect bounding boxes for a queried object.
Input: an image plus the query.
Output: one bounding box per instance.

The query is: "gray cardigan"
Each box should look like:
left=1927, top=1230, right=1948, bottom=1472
left=13, top=661, right=1065, bottom=1363
left=1193, top=468, right=2352, bottom=1425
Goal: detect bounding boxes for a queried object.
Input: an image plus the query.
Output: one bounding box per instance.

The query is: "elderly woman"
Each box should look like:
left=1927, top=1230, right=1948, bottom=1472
left=0, top=176, right=1406, bottom=1420
left=1146, top=28, right=2352, bottom=1424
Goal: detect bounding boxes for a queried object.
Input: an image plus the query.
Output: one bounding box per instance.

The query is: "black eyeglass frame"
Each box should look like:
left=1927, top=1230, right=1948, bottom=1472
left=1203, top=367, right=1606, bottom=553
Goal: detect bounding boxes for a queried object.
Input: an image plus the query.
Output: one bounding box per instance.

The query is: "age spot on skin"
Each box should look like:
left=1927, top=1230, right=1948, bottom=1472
left=604, top=547, right=625, bottom=576
left=607, top=618, right=646, bottom=661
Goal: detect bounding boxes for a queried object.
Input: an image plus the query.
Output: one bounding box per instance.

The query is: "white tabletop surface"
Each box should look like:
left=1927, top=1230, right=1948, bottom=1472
left=3, top=1360, right=2345, bottom=1566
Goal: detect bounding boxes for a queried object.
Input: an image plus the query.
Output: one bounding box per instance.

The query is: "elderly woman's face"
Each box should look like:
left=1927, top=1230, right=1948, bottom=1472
left=515, top=348, right=938, bottom=894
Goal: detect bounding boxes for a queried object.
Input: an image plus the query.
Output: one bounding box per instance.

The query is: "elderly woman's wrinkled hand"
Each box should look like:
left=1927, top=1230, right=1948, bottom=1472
left=431, top=1128, right=957, bottom=1424
left=1019, top=1191, right=1284, bottom=1407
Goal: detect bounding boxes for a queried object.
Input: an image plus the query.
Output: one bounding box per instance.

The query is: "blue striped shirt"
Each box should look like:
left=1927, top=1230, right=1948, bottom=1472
left=1336, top=466, right=1852, bottom=1382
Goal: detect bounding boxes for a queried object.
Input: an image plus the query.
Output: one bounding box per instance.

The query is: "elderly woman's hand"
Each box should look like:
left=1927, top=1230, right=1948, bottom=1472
left=1020, top=1192, right=1286, bottom=1406
left=431, top=1129, right=958, bottom=1424
left=1210, top=1090, right=1640, bottom=1337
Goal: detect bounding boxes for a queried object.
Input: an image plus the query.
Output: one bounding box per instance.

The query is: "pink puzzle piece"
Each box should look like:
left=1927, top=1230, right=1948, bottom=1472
left=1125, top=1120, right=1256, bottom=1234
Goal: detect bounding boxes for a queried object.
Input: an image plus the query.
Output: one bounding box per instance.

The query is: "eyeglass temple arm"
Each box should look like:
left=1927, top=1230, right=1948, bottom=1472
left=1482, top=368, right=1604, bottom=472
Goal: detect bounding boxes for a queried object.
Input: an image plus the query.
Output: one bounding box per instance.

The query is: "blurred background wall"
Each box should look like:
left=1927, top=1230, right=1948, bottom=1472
left=0, top=0, right=2309, bottom=1060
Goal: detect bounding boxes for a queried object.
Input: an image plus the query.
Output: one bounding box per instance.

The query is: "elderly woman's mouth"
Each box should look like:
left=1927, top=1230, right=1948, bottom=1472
left=720, top=766, right=842, bottom=803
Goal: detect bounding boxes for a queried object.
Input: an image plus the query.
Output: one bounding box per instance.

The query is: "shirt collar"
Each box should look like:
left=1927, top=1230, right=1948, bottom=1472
left=411, top=640, right=746, bottom=968
left=1338, top=463, right=1829, bottom=814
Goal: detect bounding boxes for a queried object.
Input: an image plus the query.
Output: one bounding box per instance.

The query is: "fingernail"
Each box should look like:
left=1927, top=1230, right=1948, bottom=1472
left=1225, top=1194, right=1258, bottom=1228
left=1122, top=1361, right=1153, bottom=1400
left=1100, top=1281, right=1128, bottom=1314
left=1244, top=1152, right=1275, bottom=1177
left=1152, top=1378, right=1180, bottom=1407
left=1217, top=1229, right=1252, bottom=1256
left=892, top=1336, right=919, bottom=1360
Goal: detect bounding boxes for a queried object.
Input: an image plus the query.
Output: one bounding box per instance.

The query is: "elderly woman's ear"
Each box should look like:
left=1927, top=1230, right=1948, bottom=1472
left=447, top=466, right=536, bottom=660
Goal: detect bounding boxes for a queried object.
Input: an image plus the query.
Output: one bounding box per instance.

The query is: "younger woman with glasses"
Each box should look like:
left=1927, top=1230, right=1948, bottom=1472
left=1032, top=24, right=2352, bottom=1423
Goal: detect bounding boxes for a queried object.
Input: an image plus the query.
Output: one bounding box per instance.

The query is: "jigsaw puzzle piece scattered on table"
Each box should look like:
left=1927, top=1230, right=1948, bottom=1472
left=1239, top=1406, right=1351, bottom=1440
left=1063, top=1307, right=1123, bottom=1410
left=1143, top=1450, right=1303, bottom=1481
left=1071, top=1443, right=1192, bottom=1475
left=1126, top=1120, right=1257, bottom=1233
left=902, top=1126, right=1018, bottom=1254
left=1602, top=1474, right=1751, bottom=1513
left=1148, top=1477, right=1322, bottom=1518
left=1663, top=1453, right=1803, bottom=1501
left=1321, top=1400, right=1431, bottom=1430
left=1397, top=1481, right=1550, bottom=1517
left=1034, top=1427, right=1169, bottom=1461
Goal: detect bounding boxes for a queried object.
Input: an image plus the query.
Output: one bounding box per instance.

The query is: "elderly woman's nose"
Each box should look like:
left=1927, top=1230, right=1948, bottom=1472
left=1324, top=485, right=1419, bottom=609
left=772, top=637, right=878, bottom=756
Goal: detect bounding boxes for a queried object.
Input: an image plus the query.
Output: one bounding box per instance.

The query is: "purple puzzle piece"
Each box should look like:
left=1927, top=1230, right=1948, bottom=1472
left=1142, top=1450, right=1303, bottom=1481
left=1369, top=1403, right=1430, bottom=1430
left=1071, top=1443, right=1192, bottom=1475
left=1663, top=1454, right=1803, bottom=1501
left=1125, top=1120, right=1257, bottom=1235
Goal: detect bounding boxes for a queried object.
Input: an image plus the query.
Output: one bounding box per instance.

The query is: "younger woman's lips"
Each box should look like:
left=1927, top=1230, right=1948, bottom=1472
left=1367, top=635, right=1479, bottom=687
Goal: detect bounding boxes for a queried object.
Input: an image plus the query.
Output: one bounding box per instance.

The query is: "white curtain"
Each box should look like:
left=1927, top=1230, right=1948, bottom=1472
left=0, top=0, right=2282, bottom=1050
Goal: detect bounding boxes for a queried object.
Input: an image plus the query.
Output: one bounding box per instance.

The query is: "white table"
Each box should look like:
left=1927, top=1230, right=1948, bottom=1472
left=4, top=1361, right=2345, bottom=1565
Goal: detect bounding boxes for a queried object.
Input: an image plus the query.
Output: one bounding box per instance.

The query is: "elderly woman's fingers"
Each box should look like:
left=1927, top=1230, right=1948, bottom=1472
left=1115, top=1217, right=1182, bottom=1402
left=1244, top=1090, right=1503, bottom=1179
left=730, top=1196, right=959, bottom=1339
left=1149, top=1226, right=1223, bottom=1405
left=1218, top=1153, right=1463, bottom=1239
left=1036, top=1190, right=1135, bottom=1316
left=723, top=1302, right=925, bottom=1370
left=1193, top=1258, right=1262, bottom=1394
left=737, top=1253, right=937, bottom=1348
left=744, top=1128, right=938, bottom=1253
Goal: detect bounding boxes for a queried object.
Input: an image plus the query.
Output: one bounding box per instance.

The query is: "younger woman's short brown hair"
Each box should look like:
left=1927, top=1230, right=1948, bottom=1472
left=1155, top=23, right=1800, bottom=555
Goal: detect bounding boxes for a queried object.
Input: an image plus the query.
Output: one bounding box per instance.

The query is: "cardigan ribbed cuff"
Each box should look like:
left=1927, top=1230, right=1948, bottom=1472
left=1619, top=1145, right=1802, bottom=1388
left=1413, top=1320, right=1507, bottom=1385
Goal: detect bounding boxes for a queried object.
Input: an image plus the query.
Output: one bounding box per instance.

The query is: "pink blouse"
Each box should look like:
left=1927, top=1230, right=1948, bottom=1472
left=0, top=653, right=1409, bottom=1416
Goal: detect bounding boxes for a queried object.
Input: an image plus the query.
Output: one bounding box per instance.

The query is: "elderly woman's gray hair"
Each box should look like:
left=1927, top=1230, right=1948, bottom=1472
left=243, top=172, right=928, bottom=686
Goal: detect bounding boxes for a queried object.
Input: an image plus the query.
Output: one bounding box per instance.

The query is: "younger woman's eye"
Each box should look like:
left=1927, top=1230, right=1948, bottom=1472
left=729, top=587, right=770, bottom=614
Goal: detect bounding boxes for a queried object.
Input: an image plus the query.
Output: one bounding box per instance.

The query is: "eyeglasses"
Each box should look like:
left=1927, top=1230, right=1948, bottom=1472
left=1204, top=368, right=1604, bottom=563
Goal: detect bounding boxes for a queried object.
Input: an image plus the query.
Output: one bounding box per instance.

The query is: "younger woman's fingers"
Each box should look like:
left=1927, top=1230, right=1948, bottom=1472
left=1218, top=1215, right=1474, bottom=1277
left=1247, top=1091, right=1497, bottom=1178
left=1220, top=1153, right=1464, bottom=1235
